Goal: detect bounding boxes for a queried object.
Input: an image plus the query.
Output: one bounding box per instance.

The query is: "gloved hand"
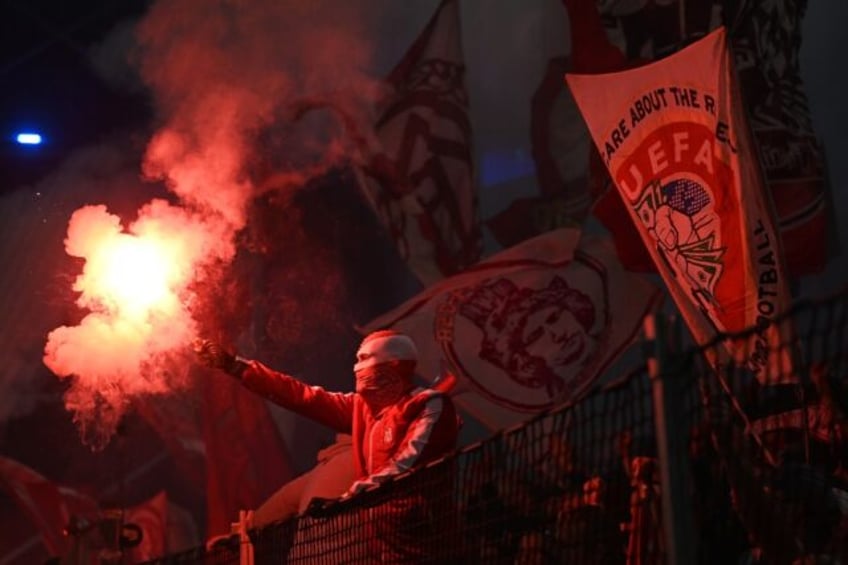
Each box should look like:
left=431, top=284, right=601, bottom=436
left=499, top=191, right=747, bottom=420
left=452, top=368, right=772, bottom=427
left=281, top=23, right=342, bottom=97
left=193, top=339, right=248, bottom=378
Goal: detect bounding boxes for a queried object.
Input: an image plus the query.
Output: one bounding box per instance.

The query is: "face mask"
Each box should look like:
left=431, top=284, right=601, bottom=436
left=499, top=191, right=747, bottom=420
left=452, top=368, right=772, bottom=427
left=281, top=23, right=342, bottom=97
left=355, top=365, right=407, bottom=408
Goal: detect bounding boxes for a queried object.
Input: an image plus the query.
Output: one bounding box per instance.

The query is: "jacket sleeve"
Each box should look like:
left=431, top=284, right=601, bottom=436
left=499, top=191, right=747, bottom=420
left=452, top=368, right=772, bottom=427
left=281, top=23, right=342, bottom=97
left=367, top=392, right=457, bottom=484
left=239, top=359, right=355, bottom=433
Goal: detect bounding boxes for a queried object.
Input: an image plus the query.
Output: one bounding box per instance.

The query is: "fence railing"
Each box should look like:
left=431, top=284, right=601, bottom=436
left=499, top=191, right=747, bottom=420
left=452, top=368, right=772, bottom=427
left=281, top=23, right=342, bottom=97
left=143, top=286, right=848, bottom=564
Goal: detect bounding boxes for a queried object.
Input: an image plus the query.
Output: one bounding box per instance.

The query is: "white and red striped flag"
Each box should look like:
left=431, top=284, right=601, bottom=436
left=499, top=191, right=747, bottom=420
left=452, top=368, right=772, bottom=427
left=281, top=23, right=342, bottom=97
left=567, top=28, right=795, bottom=383
left=354, top=0, right=481, bottom=286
left=362, top=228, right=661, bottom=430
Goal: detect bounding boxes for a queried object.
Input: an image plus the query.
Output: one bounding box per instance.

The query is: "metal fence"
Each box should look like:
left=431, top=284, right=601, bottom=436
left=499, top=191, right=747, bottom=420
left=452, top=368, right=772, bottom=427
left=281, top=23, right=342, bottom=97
left=144, top=286, right=848, bottom=564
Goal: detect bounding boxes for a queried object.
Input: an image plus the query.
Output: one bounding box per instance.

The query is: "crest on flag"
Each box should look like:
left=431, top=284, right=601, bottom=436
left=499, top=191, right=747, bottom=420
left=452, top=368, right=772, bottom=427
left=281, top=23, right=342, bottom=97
left=581, top=0, right=832, bottom=275
left=440, top=265, right=607, bottom=409
left=364, top=229, right=661, bottom=430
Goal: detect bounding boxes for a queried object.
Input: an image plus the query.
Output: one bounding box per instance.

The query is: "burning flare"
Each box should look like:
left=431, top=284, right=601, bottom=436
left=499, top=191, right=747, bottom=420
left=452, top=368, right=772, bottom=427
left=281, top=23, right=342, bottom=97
left=44, top=200, right=232, bottom=449
left=83, top=227, right=179, bottom=320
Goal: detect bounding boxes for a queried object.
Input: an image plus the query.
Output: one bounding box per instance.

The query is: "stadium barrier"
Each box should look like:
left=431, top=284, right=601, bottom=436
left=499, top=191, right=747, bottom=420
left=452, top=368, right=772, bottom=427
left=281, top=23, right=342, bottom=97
left=144, top=286, right=848, bottom=564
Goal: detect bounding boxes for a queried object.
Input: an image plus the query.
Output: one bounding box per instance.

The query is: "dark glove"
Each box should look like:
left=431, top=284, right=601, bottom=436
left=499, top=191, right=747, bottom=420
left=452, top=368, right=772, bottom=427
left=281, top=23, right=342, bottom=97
left=193, top=339, right=248, bottom=378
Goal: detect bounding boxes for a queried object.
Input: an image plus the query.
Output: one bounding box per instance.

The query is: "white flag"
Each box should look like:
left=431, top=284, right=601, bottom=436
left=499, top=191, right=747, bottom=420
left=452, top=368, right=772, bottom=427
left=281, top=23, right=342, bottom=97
left=567, top=28, right=795, bottom=383
left=363, top=228, right=661, bottom=430
left=355, top=0, right=481, bottom=286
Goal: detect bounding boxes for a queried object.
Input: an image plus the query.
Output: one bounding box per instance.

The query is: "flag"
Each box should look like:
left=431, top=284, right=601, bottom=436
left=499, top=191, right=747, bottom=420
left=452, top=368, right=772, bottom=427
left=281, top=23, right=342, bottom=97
left=0, top=456, right=98, bottom=555
left=567, top=28, right=795, bottom=382
left=727, top=0, right=833, bottom=274
left=486, top=0, right=619, bottom=250
left=582, top=0, right=832, bottom=276
left=124, top=491, right=200, bottom=562
left=354, top=0, right=481, bottom=286
left=135, top=394, right=206, bottom=489
left=362, top=228, right=661, bottom=430
left=561, top=0, right=657, bottom=272
left=202, top=374, right=294, bottom=536
left=164, top=495, right=201, bottom=553
left=124, top=491, right=167, bottom=562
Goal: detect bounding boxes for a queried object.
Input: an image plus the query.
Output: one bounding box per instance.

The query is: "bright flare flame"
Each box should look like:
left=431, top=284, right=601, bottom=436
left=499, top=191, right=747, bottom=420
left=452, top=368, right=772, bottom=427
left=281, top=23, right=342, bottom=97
left=90, top=234, right=176, bottom=320
left=44, top=200, right=234, bottom=449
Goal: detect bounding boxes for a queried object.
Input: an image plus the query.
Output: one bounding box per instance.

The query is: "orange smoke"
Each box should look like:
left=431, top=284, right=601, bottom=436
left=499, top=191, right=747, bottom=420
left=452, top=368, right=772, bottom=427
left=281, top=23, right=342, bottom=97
left=44, top=200, right=233, bottom=448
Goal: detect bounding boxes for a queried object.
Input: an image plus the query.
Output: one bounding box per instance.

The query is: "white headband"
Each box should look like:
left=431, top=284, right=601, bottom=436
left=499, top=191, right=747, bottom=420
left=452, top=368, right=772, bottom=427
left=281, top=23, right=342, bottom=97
left=354, top=334, right=418, bottom=372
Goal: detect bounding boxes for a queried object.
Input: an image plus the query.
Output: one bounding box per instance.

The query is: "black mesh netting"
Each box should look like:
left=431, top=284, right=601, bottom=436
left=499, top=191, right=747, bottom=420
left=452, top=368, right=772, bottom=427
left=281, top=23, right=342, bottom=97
left=143, top=286, right=848, bottom=564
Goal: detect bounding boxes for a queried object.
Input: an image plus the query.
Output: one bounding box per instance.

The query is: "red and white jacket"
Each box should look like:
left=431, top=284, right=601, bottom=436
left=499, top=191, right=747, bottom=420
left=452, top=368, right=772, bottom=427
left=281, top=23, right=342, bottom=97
left=240, top=360, right=460, bottom=485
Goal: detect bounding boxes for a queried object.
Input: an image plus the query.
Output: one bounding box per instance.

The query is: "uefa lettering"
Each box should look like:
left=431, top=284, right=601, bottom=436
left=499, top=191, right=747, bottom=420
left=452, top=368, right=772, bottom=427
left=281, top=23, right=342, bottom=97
left=568, top=28, right=795, bottom=384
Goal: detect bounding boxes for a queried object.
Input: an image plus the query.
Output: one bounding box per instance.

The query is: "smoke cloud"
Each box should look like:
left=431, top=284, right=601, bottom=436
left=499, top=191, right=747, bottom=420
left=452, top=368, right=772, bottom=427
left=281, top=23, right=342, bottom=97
left=39, top=0, right=569, bottom=450
left=41, top=0, right=397, bottom=448
left=43, top=201, right=230, bottom=447
left=135, top=0, right=387, bottom=224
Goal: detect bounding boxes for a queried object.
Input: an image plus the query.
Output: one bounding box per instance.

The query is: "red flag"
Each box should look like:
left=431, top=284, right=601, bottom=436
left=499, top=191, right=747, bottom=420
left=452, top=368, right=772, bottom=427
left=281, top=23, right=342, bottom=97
left=362, top=228, right=661, bottom=430
left=0, top=456, right=97, bottom=555
left=202, top=375, right=294, bottom=536
left=567, top=28, right=795, bottom=382
left=560, top=0, right=656, bottom=271
left=135, top=395, right=206, bottom=489
left=124, top=491, right=167, bottom=562
left=576, top=0, right=832, bottom=276
left=124, top=490, right=200, bottom=562
left=163, top=494, right=201, bottom=553
left=354, top=0, right=481, bottom=285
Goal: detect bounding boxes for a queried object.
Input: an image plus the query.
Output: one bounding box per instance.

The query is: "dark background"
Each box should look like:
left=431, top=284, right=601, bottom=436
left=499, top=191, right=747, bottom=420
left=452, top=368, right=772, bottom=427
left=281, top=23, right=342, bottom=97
left=0, top=0, right=844, bottom=561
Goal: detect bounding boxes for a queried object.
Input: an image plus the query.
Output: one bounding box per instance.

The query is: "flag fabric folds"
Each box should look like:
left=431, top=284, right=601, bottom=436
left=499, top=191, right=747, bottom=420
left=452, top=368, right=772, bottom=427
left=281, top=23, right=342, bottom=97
left=124, top=490, right=168, bottom=562
left=124, top=490, right=200, bottom=562
left=727, top=0, right=833, bottom=275
left=572, top=0, right=832, bottom=276
left=362, top=228, right=661, bottom=430
left=567, top=28, right=795, bottom=383
left=354, top=0, right=481, bottom=286
left=0, top=456, right=97, bottom=555
left=202, top=375, right=294, bottom=536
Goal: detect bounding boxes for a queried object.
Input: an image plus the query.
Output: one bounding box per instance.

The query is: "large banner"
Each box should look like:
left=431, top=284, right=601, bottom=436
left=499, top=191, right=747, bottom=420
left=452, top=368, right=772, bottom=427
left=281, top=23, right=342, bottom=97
left=567, top=28, right=794, bottom=382
left=202, top=375, right=293, bottom=536
left=363, top=228, right=661, bottom=430
left=588, top=0, right=831, bottom=275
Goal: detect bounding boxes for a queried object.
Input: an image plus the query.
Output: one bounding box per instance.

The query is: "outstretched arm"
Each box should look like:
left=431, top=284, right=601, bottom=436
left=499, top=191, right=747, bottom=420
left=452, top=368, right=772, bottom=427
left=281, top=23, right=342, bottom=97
left=241, top=360, right=355, bottom=433
left=195, top=339, right=354, bottom=433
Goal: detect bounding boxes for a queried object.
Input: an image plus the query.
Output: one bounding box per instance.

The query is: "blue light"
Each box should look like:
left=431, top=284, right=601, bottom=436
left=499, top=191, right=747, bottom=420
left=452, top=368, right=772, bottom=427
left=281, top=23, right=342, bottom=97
left=16, top=133, right=43, bottom=145
left=480, top=149, right=536, bottom=187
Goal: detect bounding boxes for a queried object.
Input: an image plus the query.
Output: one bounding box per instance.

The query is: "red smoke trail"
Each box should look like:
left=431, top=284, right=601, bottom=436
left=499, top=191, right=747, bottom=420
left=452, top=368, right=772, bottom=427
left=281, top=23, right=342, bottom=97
left=42, top=0, right=384, bottom=451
